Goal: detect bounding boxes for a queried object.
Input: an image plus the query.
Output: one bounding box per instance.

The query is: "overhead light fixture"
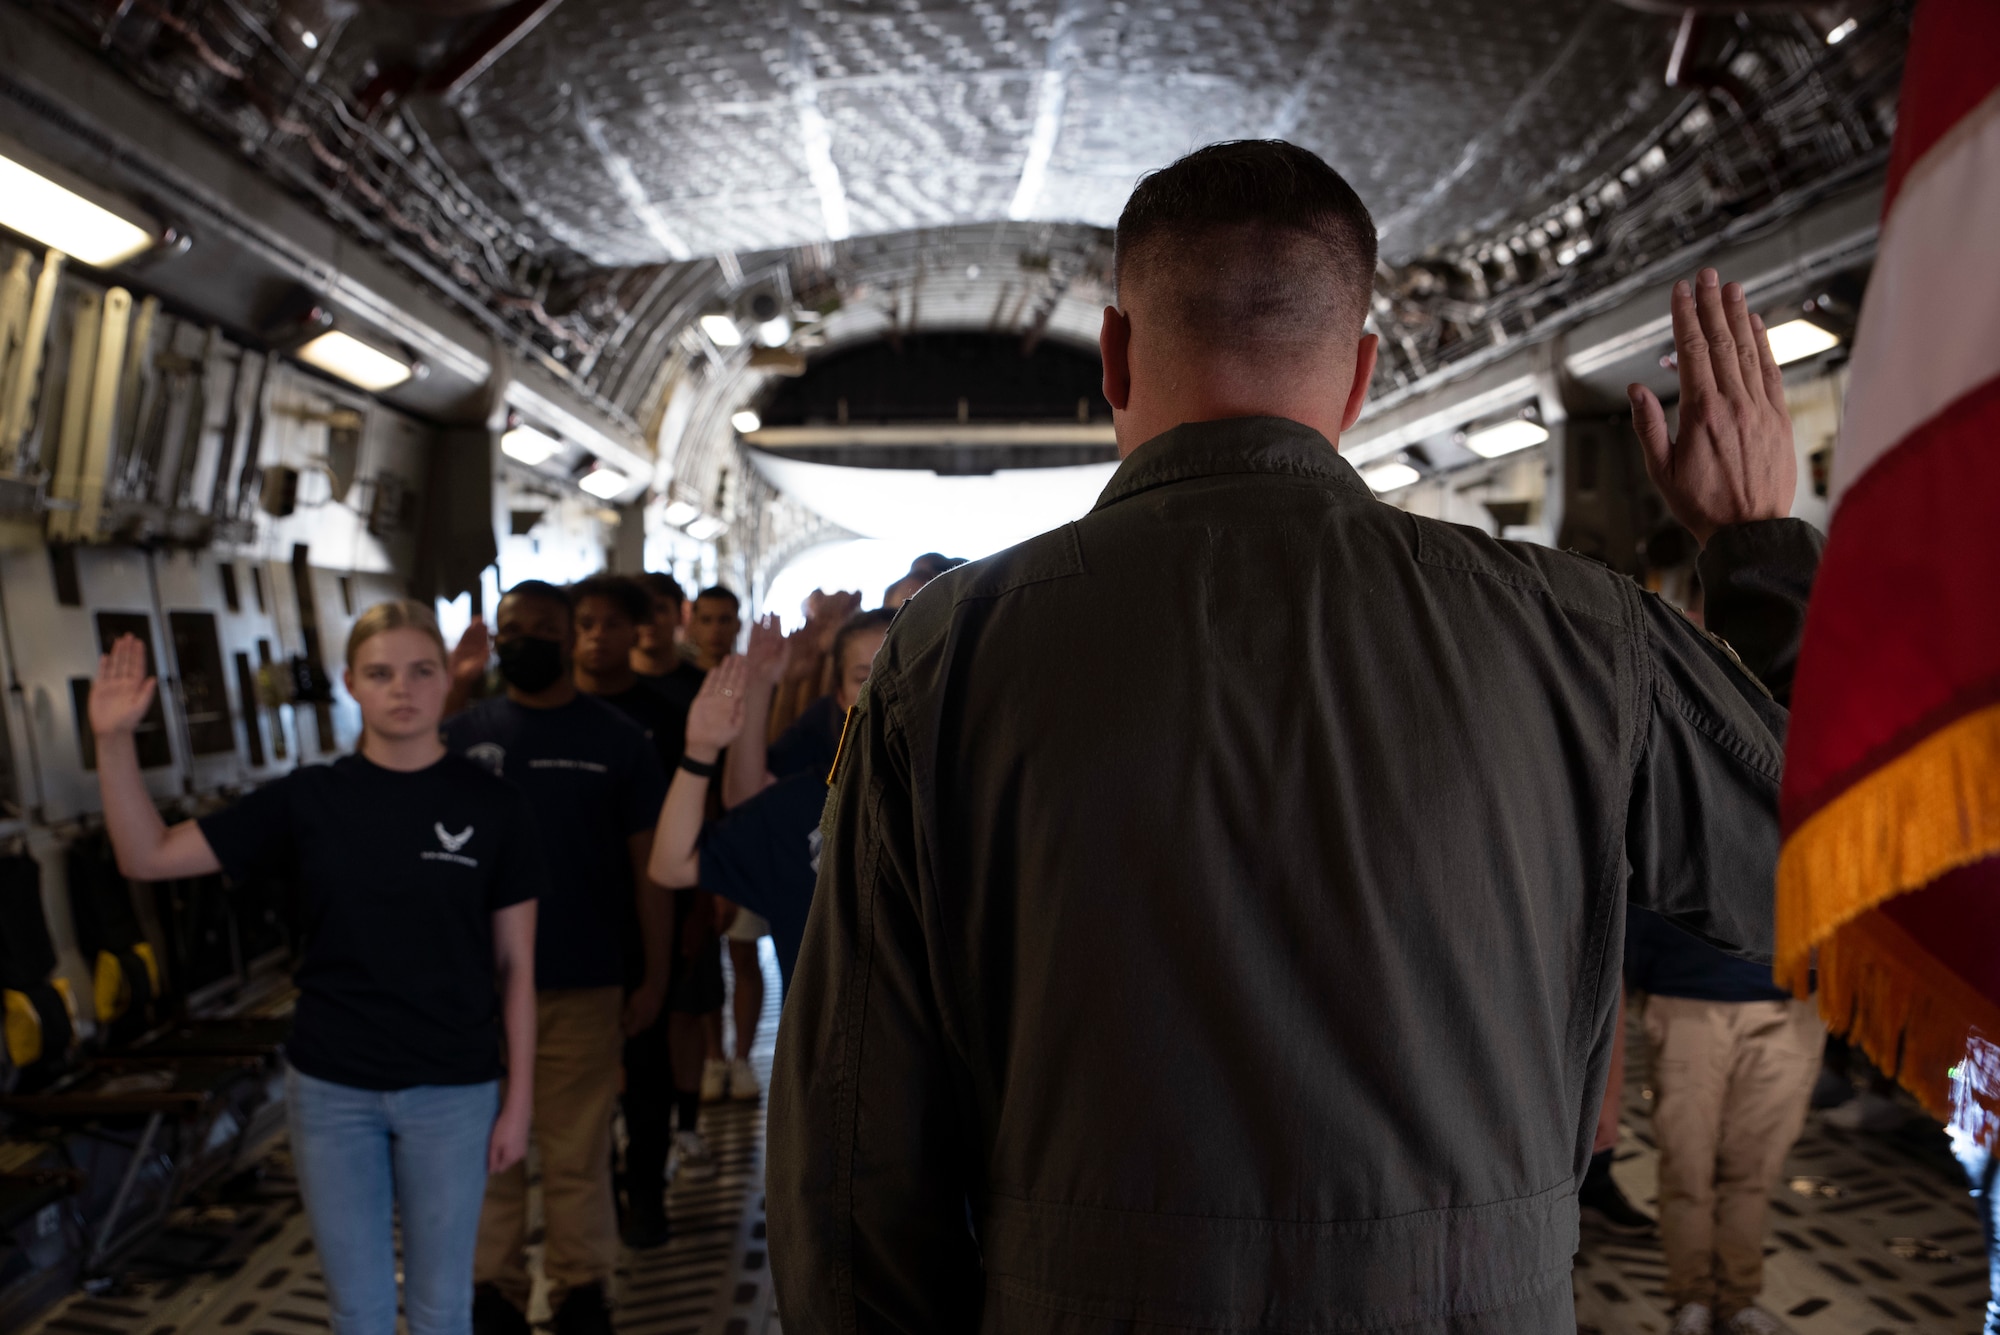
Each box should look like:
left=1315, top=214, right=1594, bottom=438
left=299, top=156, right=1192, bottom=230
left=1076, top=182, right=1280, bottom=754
left=757, top=316, right=792, bottom=347
left=578, top=465, right=634, bottom=499
left=1361, top=461, right=1420, bottom=493
left=1764, top=318, right=1841, bottom=365
left=1825, top=17, right=1857, bottom=44
left=500, top=423, right=561, bottom=466
left=662, top=499, right=700, bottom=526
left=0, top=140, right=158, bottom=268
left=294, top=329, right=416, bottom=392
left=1464, top=418, right=1549, bottom=459
left=700, top=314, right=743, bottom=348
left=731, top=409, right=762, bottom=434
left=685, top=515, right=728, bottom=541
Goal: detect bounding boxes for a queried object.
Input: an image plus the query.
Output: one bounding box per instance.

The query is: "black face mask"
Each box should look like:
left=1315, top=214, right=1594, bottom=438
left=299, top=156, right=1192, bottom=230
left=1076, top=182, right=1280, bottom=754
left=496, top=636, right=566, bottom=694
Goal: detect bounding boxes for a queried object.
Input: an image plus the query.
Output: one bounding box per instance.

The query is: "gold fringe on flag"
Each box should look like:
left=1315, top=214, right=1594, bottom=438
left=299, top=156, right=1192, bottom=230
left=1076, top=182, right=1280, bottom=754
left=1815, top=910, right=2000, bottom=1141
left=1777, top=699, right=2000, bottom=1143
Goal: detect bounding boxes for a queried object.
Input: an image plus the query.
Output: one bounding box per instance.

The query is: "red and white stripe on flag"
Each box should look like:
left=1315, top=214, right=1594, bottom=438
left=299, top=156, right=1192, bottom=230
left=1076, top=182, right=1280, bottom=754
left=1777, top=0, right=2000, bottom=1137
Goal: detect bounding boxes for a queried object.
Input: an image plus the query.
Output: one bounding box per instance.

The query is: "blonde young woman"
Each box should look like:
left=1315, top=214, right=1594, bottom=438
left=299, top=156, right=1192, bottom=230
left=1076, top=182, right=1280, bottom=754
left=89, top=600, right=542, bottom=1335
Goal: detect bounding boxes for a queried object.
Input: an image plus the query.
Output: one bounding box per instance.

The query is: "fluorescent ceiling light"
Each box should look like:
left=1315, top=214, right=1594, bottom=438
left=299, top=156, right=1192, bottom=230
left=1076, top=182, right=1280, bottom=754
left=0, top=150, right=155, bottom=268
left=1361, top=461, right=1420, bottom=493
left=731, top=409, right=762, bottom=434
left=662, top=499, right=700, bottom=526
left=757, top=316, right=792, bottom=347
left=578, top=466, right=633, bottom=499
left=685, top=515, right=728, bottom=541
left=1764, top=318, right=1841, bottom=365
left=700, top=314, right=743, bottom=347
left=1825, top=17, right=1857, bottom=44
left=1465, top=418, right=1549, bottom=459
left=500, top=424, right=561, bottom=466
left=294, top=330, right=414, bottom=392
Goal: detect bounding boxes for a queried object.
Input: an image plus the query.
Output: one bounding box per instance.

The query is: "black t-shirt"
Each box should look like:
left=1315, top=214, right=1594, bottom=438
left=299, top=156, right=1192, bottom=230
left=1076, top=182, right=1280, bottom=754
left=638, top=661, right=705, bottom=722
left=198, top=753, right=544, bottom=1091
left=698, top=771, right=828, bottom=989
left=602, top=679, right=692, bottom=773
left=767, top=693, right=844, bottom=781
left=442, top=695, right=668, bottom=989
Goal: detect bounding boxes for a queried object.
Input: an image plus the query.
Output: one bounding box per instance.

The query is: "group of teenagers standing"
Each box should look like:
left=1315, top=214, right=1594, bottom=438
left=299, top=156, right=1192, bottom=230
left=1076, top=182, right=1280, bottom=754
left=86, top=567, right=900, bottom=1335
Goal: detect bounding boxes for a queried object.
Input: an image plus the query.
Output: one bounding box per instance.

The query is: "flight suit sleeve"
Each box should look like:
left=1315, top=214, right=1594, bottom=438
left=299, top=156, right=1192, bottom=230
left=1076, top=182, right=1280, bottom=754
left=1625, top=518, right=1821, bottom=961
left=765, top=674, right=983, bottom=1335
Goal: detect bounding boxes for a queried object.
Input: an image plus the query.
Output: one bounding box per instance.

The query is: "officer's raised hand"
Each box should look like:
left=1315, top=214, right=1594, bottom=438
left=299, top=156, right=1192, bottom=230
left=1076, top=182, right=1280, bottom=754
left=1628, top=267, right=1797, bottom=546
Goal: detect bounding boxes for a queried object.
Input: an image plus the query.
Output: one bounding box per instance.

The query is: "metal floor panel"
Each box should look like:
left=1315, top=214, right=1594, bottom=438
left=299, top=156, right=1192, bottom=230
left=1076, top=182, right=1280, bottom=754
left=1575, top=1018, right=1984, bottom=1335
left=18, top=964, right=1987, bottom=1335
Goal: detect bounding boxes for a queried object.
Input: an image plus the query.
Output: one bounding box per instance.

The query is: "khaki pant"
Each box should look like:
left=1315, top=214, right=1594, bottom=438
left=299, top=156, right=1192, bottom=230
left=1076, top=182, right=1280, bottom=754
left=475, top=987, right=623, bottom=1311
left=1644, top=994, right=1824, bottom=1318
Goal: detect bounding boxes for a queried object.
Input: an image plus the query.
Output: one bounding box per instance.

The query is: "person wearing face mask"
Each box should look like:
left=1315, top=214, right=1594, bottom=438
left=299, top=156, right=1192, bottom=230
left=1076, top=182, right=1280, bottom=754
left=442, top=580, right=670, bottom=1335
left=87, top=603, right=542, bottom=1335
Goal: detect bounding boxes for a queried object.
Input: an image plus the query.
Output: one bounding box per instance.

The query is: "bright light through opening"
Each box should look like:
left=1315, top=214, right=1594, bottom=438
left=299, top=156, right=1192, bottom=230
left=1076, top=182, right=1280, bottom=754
left=0, top=153, right=155, bottom=267
left=1764, top=318, right=1841, bottom=365
left=700, top=314, right=743, bottom=347
left=579, top=467, right=633, bottom=499
left=1825, top=17, right=1857, bottom=44
left=1465, top=418, right=1549, bottom=459
left=295, top=330, right=414, bottom=392
left=500, top=424, right=561, bottom=466
left=731, top=409, right=762, bottom=434
left=1361, top=461, right=1420, bottom=493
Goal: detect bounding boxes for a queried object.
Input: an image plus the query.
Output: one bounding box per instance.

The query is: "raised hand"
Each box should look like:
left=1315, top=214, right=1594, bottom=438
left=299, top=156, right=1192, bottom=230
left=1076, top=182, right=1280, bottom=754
left=685, top=655, right=750, bottom=755
left=1629, top=268, right=1796, bottom=546
left=89, top=634, right=157, bottom=737
left=744, top=613, right=786, bottom=687
left=449, top=617, right=492, bottom=687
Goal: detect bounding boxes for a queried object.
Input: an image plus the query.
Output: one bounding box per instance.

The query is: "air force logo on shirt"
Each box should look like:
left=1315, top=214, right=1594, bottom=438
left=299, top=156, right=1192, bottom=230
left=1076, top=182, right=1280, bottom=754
left=423, top=822, right=479, bottom=868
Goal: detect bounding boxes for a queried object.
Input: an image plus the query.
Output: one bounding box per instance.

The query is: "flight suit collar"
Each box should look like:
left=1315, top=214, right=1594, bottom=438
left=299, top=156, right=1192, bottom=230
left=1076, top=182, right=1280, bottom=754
left=1091, top=415, right=1374, bottom=513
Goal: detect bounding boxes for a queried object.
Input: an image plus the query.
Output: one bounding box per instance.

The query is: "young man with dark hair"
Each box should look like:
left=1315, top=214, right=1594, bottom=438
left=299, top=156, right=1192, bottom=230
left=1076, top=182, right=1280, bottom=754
left=567, top=573, right=721, bottom=1245
left=680, top=584, right=756, bottom=1100
left=443, top=580, right=670, bottom=1335
left=631, top=573, right=703, bottom=699
left=769, top=140, right=1823, bottom=1335
left=687, top=585, right=742, bottom=671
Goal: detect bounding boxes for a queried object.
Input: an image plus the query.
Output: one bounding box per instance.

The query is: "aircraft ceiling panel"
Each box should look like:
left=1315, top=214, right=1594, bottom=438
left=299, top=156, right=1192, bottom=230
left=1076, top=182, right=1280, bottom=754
left=454, top=0, right=1672, bottom=265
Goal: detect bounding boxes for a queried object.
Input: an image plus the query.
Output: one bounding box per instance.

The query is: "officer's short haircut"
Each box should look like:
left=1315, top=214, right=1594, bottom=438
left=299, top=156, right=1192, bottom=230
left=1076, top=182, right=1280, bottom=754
left=635, top=572, right=685, bottom=609
left=570, top=574, right=651, bottom=627
left=1115, top=140, right=1378, bottom=348
left=501, top=579, right=573, bottom=625
left=694, top=585, right=740, bottom=611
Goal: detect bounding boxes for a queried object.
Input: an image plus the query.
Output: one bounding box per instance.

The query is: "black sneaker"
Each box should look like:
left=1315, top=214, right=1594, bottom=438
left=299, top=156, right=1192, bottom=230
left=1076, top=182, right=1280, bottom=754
left=472, top=1285, right=530, bottom=1335
left=552, top=1282, right=615, bottom=1335
left=1579, top=1164, right=1656, bottom=1238
left=623, top=1191, right=672, bottom=1249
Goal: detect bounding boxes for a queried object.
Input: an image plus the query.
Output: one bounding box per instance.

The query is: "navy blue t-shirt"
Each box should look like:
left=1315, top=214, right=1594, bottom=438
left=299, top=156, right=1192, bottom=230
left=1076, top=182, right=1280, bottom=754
left=767, top=694, right=843, bottom=781
left=1625, top=907, right=1791, bottom=1003
left=198, top=753, right=545, bottom=1090
left=698, top=772, right=829, bottom=989
left=443, top=695, right=668, bottom=989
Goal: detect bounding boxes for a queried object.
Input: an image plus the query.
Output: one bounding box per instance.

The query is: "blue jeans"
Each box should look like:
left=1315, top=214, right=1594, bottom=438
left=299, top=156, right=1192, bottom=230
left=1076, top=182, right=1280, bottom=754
left=1959, top=1133, right=1999, bottom=1335
left=288, top=1069, right=498, bottom=1335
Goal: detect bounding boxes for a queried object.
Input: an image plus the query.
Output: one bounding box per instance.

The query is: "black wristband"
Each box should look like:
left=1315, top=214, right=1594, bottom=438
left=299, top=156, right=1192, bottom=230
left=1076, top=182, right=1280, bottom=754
left=677, top=753, right=720, bottom=779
